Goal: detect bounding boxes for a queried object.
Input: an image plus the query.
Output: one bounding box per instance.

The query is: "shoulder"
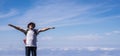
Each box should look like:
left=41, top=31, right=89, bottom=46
left=34, top=29, right=38, bottom=31
left=33, top=29, right=39, bottom=33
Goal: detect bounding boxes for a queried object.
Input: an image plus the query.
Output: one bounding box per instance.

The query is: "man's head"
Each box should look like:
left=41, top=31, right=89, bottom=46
left=27, top=22, right=36, bottom=29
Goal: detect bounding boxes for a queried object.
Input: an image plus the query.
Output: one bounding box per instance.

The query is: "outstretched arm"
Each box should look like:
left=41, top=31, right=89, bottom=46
left=38, top=27, right=55, bottom=33
left=8, top=24, right=26, bottom=33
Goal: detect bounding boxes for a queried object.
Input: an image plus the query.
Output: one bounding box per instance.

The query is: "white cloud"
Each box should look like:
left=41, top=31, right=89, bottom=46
left=37, top=46, right=118, bottom=51
left=113, top=30, right=120, bottom=34
left=15, top=3, right=93, bottom=25
left=85, top=47, right=99, bottom=51
left=0, top=48, right=3, bottom=51
left=104, top=32, right=111, bottom=36
left=0, top=25, right=12, bottom=31
left=66, top=34, right=102, bottom=41
left=0, top=0, right=119, bottom=32
left=0, top=45, right=118, bottom=51
left=100, top=48, right=116, bottom=51
left=9, top=0, right=120, bottom=28
left=100, top=52, right=113, bottom=56
left=84, top=47, right=117, bottom=51
left=105, top=30, right=120, bottom=36
left=0, top=9, right=18, bottom=18
left=39, top=36, right=53, bottom=41
left=0, top=0, right=120, bottom=51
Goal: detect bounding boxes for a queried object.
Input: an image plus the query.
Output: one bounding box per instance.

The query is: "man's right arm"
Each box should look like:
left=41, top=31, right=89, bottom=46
left=8, top=24, right=26, bottom=34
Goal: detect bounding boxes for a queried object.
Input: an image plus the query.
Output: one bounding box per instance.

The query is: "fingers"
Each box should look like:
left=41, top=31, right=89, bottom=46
left=8, top=24, right=12, bottom=26
left=8, top=24, right=14, bottom=27
left=50, top=27, right=55, bottom=29
left=52, top=27, right=55, bottom=29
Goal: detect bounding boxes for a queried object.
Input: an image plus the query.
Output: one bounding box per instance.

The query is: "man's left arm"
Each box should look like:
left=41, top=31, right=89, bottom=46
left=38, top=27, right=55, bottom=33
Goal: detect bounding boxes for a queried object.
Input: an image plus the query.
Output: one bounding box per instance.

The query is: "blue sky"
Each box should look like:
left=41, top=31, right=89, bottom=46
left=0, top=0, right=120, bottom=51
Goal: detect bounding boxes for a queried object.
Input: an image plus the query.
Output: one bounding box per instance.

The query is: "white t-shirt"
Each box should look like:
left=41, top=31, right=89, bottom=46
left=26, top=29, right=37, bottom=47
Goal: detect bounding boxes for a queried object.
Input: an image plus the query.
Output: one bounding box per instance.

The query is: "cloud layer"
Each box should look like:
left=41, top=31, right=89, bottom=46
left=7, top=0, right=119, bottom=27
left=0, top=9, right=18, bottom=19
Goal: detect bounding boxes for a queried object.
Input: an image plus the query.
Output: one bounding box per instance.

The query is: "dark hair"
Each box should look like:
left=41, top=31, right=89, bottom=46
left=27, top=22, right=36, bottom=28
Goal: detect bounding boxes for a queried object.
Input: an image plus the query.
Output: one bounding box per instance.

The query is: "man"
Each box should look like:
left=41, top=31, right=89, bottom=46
left=8, top=22, right=55, bottom=56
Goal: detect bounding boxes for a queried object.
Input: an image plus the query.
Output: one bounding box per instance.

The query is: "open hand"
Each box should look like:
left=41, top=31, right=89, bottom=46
left=51, top=27, right=55, bottom=29
left=8, top=24, right=13, bottom=26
